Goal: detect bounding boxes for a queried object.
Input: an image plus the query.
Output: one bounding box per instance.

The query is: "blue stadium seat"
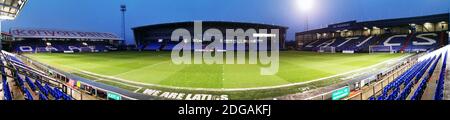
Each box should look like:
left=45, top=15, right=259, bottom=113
left=23, top=86, right=34, bottom=100
left=410, top=54, right=442, bottom=100
left=25, top=77, right=36, bottom=91
left=16, top=75, right=24, bottom=87
left=54, top=88, right=72, bottom=100
left=2, top=82, right=12, bottom=100
left=372, top=54, right=439, bottom=100
left=434, top=52, right=447, bottom=100
left=35, top=80, right=49, bottom=96
left=45, top=84, right=59, bottom=100
left=39, top=92, right=48, bottom=100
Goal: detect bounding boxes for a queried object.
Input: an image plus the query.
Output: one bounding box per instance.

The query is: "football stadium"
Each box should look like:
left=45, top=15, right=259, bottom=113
left=0, top=0, right=450, bottom=102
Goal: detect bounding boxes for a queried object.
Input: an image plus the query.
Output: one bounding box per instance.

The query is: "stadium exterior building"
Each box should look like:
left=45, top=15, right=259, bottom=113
left=132, top=21, right=288, bottom=51
left=3, top=28, right=123, bottom=53
left=296, top=13, right=449, bottom=53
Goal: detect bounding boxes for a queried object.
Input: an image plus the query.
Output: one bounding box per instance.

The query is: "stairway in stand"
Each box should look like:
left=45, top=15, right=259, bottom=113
left=400, top=32, right=415, bottom=52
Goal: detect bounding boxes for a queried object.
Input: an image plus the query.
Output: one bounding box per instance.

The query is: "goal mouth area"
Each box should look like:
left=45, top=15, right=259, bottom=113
left=369, top=45, right=395, bottom=54
left=318, top=46, right=336, bottom=53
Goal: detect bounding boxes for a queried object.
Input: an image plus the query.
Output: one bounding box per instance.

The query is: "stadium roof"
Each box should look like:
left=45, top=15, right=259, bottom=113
left=133, top=21, right=289, bottom=30
left=297, top=13, right=449, bottom=35
left=10, top=28, right=122, bottom=40
left=0, top=0, right=27, bottom=20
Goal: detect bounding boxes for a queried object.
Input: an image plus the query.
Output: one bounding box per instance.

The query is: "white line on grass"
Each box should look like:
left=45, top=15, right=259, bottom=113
left=134, top=88, right=142, bottom=93
left=32, top=53, right=411, bottom=92
left=112, top=61, right=171, bottom=77
left=62, top=54, right=411, bottom=92
left=67, top=69, right=142, bottom=91
left=96, top=79, right=142, bottom=91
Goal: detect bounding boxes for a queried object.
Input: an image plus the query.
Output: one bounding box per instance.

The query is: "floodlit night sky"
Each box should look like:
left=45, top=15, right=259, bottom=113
left=2, top=0, right=449, bottom=44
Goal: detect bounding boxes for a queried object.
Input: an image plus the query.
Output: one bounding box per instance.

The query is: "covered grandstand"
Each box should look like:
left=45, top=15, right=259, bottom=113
left=296, top=13, right=449, bottom=53
left=5, top=28, right=123, bottom=53
left=132, top=21, right=288, bottom=51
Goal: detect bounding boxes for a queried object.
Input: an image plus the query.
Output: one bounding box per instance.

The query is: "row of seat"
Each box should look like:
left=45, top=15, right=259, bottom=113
left=13, top=74, right=34, bottom=100
left=13, top=40, right=117, bottom=53
left=17, top=45, right=113, bottom=53
left=2, top=52, right=73, bottom=100
left=411, top=54, right=442, bottom=100
left=397, top=57, right=435, bottom=100
left=376, top=57, right=432, bottom=100
left=36, top=79, right=72, bottom=100
left=303, top=32, right=445, bottom=52
left=1, top=56, right=13, bottom=100
left=142, top=42, right=275, bottom=51
left=434, top=52, right=448, bottom=100
left=369, top=54, right=439, bottom=100
left=2, top=75, right=12, bottom=100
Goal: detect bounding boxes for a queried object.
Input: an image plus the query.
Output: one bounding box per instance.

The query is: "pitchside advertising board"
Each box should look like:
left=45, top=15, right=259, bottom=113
left=332, top=86, right=350, bottom=100
left=10, top=28, right=121, bottom=40
left=143, top=89, right=229, bottom=100
left=107, top=92, right=122, bottom=100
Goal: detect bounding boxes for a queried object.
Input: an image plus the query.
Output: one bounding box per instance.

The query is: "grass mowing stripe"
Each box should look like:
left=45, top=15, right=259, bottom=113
left=25, top=51, right=406, bottom=89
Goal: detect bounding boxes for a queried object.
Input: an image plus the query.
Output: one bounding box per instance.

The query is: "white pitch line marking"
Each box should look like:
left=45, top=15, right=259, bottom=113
left=32, top=53, right=411, bottom=92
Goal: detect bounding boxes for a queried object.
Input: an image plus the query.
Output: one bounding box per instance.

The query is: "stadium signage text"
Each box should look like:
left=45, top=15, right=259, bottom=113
left=11, top=28, right=120, bottom=40
left=331, top=86, right=350, bottom=100
left=107, top=92, right=122, bottom=100
left=329, top=21, right=356, bottom=29
left=170, top=21, right=280, bottom=75
left=384, top=33, right=438, bottom=47
left=143, top=89, right=229, bottom=100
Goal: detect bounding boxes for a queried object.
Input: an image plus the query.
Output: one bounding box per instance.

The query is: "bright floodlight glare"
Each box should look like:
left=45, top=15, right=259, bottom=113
left=297, top=0, right=314, bottom=12
left=0, top=0, right=28, bottom=20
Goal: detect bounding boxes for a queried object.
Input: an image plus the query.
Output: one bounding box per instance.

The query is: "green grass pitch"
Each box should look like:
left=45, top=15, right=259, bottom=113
left=25, top=51, right=405, bottom=90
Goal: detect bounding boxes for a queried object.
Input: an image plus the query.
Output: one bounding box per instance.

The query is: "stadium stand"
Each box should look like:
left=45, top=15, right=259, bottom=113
left=143, top=42, right=162, bottom=51
left=13, top=40, right=117, bottom=53
left=133, top=21, right=288, bottom=51
left=1, top=51, right=74, bottom=100
left=434, top=52, right=447, bottom=100
left=7, top=28, right=122, bottom=53
left=162, top=43, right=177, bottom=51
left=1, top=50, right=156, bottom=100
left=297, top=13, right=449, bottom=53
left=3, top=83, right=12, bottom=100
left=367, top=48, right=448, bottom=100
left=302, top=32, right=445, bottom=53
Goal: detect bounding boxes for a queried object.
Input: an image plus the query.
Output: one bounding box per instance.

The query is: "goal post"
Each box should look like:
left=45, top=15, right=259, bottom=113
left=319, top=46, right=336, bottom=53
left=369, top=45, right=394, bottom=54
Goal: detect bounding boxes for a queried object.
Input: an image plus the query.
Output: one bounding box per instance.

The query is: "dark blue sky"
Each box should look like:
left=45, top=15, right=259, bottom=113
left=2, top=0, right=449, bottom=44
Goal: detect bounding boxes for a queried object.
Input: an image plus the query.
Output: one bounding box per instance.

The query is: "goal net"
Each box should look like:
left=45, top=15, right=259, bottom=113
left=319, top=46, right=336, bottom=53
left=369, top=45, right=394, bottom=54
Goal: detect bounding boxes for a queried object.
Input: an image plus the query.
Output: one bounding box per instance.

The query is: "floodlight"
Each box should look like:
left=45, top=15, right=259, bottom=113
left=297, top=0, right=314, bottom=12
left=0, top=0, right=28, bottom=20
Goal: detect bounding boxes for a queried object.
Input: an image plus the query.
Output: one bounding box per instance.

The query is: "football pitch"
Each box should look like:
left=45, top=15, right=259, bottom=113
left=25, top=51, right=406, bottom=90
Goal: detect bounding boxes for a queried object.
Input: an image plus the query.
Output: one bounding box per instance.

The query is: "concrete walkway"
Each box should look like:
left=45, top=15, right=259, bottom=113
left=421, top=60, right=443, bottom=100
left=444, top=66, right=450, bottom=100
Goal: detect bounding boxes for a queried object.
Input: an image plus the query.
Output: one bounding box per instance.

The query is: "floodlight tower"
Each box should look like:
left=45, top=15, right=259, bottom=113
left=120, top=4, right=127, bottom=45
left=297, top=0, right=314, bottom=31
left=0, top=0, right=28, bottom=50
